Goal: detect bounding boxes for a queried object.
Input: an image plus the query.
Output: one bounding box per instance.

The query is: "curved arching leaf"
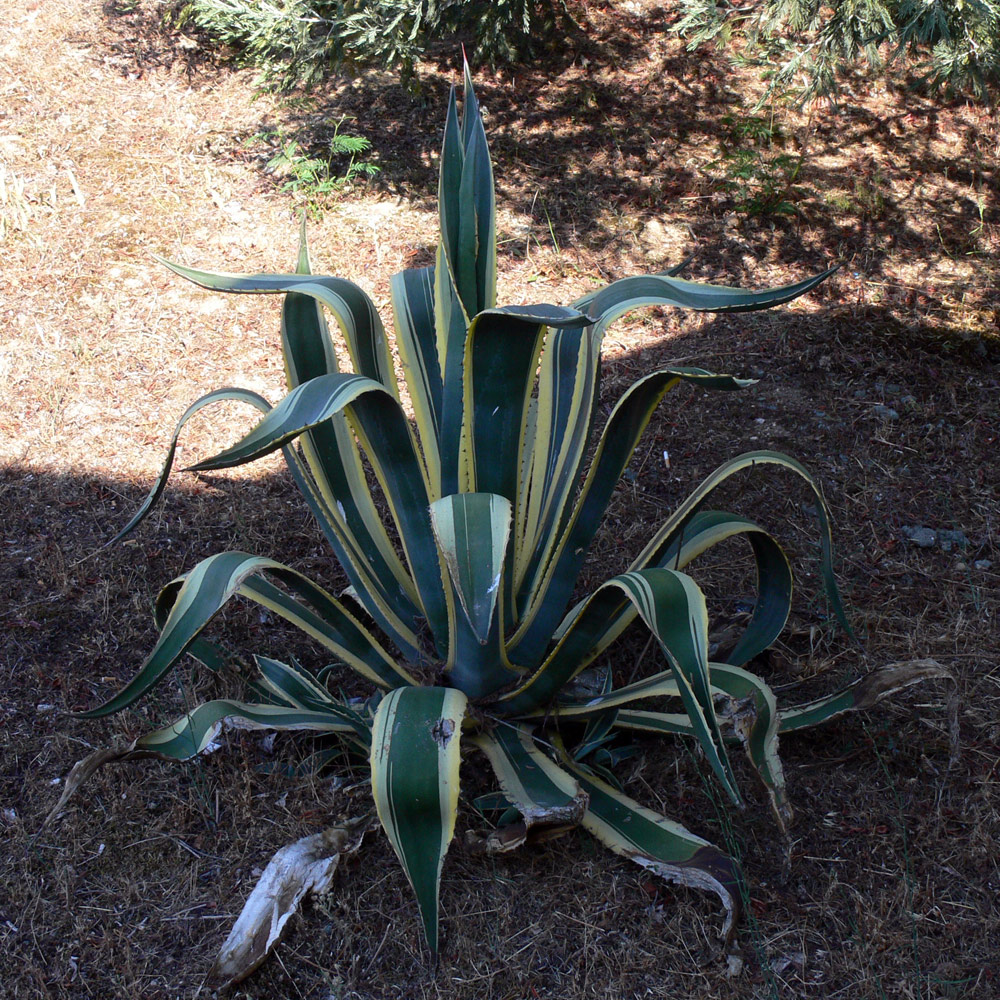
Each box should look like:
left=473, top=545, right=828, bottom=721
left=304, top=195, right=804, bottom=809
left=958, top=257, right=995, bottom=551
left=135, top=698, right=367, bottom=759
left=184, top=373, right=448, bottom=650
left=81, top=551, right=417, bottom=718
left=156, top=255, right=396, bottom=389
left=572, top=510, right=794, bottom=676
left=111, top=386, right=272, bottom=545
left=630, top=450, right=851, bottom=638
left=511, top=369, right=751, bottom=667
left=572, top=265, right=838, bottom=320
left=563, top=758, right=743, bottom=945
left=44, top=700, right=367, bottom=829
left=502, top=568, right=740, bottom=806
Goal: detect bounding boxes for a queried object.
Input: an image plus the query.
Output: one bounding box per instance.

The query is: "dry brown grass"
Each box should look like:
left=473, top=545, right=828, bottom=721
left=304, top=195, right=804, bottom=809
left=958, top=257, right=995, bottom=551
left=2, top=2, right=998, bottom=998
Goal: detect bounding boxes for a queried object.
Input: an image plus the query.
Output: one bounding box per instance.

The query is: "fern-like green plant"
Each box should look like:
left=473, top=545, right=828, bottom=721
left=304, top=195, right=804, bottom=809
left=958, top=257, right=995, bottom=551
left=674, top=0, right=1000, bottom=103
left=181, top=0, right=571, bottom=90
left=264, top=116, right=379, bottom=201
left=52, top=67, right=946, bottom=986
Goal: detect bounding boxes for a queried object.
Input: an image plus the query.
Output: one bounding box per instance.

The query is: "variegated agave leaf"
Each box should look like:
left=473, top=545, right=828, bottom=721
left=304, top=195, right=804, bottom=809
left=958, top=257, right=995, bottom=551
left=56, top=59, right=952, bottom=978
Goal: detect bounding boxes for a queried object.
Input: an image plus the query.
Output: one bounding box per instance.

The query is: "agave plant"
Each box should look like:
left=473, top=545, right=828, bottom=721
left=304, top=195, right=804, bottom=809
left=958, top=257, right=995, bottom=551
left=54, top=68, right=945, bottom=985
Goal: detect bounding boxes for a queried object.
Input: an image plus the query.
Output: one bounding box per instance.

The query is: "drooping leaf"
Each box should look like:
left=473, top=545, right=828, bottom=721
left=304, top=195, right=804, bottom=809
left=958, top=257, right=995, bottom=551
left=81, top=552, right=418, bottom=718
left=184, top=374, right=449, bottom=650
left=504, top=568, right=740, bottom=806
left=576, top=510, right=794, bottom=674
left=111, top=386, right=272, bottom=544
left=156, top=256, right=396, bottom=389
left=779, top=659, right=950, bottom=732
left=44, top=699, right=366, bottom=828
left=572, top=266, right=839, bottom=320
left=472, top=723, right=587, bottom=852
left=630, top=450, right=851, bottom=637
left=564, top=758, right=743, bottom=946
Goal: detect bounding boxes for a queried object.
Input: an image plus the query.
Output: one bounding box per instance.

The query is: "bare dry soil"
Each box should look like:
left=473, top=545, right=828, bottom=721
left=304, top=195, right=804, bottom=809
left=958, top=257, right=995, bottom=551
left=1, top=2, right=998, bottom=998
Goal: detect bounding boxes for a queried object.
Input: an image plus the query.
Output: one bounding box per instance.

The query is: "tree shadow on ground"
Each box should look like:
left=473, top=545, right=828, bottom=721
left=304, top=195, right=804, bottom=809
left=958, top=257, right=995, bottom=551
left=3, top=295, right=995, bottom=708
left=98, top=0, right=998, bottom=308
left=3, top=287, right=997, bottom=997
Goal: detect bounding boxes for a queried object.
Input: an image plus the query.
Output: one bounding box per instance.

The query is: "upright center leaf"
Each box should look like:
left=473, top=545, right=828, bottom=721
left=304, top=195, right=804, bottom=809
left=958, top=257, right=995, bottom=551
left=430, top=492, right=512, bottom=644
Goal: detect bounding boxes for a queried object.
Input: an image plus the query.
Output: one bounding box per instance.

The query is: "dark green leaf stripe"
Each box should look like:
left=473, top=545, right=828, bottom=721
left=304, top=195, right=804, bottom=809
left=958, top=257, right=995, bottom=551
left=469, top=77, right=495, bottom=314
left=433, top=244, right=471, bottom=496
left=564, top=759, right=743, bottom=942
left=135, top=699, right=364, bottom=760
left=111, top=386, right=272, bottom=545
left=455, top=116, right=483, bottom=316
left=156, top=256, right=395, bottom=388
left=438, top=86, right=464, bottom=286
left=281, top=243, right=420, bottom=633
left=465, top=311, right=595, bottom=634
left=572, top=266, right=838, bottom=319
left=370, top=686, right=468, bottom=957
left=517, top=325, right=599, bottom=591
left=474, top=725, right=586, bottom=827
left=281, top=223, right=340, bottom=388
left=463, top=311, right=549, bottom=503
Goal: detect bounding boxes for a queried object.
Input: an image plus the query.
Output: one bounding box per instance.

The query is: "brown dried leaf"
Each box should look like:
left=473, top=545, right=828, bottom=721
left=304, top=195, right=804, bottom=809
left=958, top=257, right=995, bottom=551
left=209, top=815, right=373, bottom=988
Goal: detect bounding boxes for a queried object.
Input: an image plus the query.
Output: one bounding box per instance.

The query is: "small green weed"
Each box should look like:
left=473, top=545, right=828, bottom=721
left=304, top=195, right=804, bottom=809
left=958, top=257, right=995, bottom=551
left=253, top=116, right=379, bottom=207
left=709, top=112, right=803, bottom=218
left=851, top=167, right=889, bottom=219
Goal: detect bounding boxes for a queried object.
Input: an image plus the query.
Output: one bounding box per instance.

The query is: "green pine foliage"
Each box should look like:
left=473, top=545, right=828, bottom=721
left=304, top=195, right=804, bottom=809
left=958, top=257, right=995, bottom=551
left=674, top=0, right=1000, bottom=102
left=179, top=0, right=571, bottom=90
